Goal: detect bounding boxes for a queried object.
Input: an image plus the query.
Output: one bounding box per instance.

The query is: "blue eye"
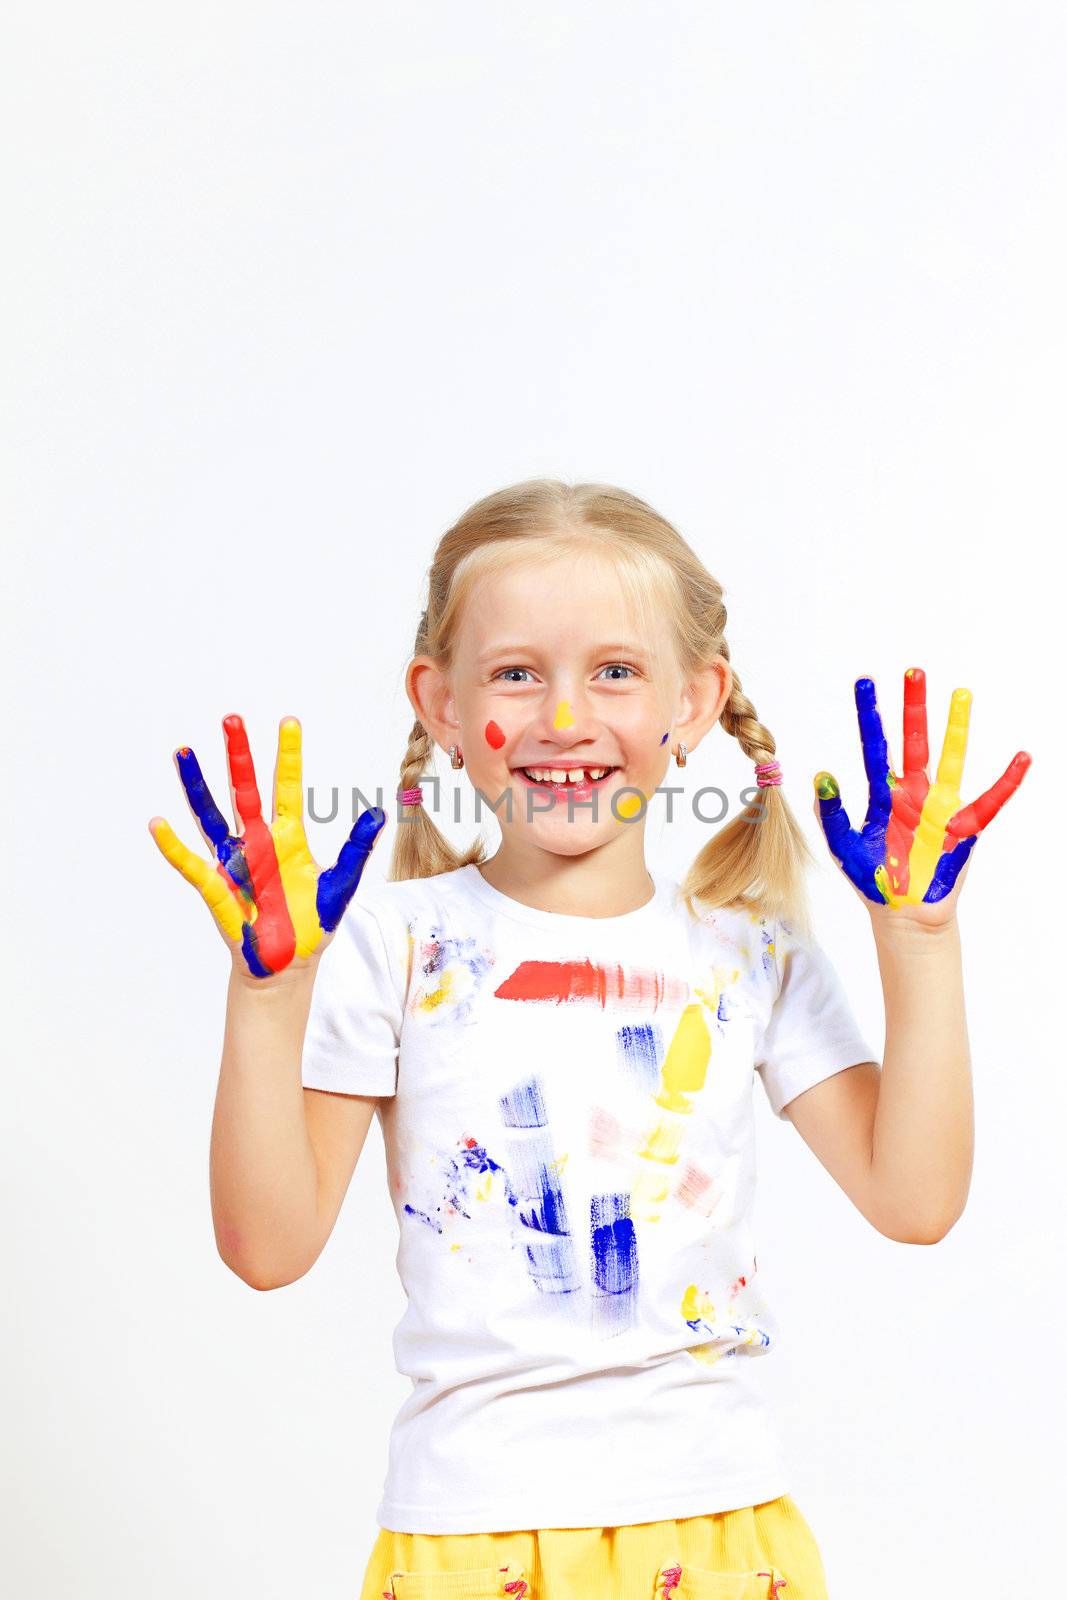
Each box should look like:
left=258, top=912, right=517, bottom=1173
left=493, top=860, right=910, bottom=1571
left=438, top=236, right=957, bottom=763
left=492, top=663, right=638, bottom=684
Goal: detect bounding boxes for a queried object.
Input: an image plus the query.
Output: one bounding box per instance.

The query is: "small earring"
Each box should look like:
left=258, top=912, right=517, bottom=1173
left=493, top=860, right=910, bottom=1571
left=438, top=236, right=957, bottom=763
left=448, top=744, right=464, bottom=770
left=674, top=742, right=687, bottom=768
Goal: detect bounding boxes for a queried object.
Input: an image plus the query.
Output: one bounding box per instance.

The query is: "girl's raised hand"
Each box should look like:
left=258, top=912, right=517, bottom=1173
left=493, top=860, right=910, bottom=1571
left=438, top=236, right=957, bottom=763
left=813, top=669, right=1030, bottom=922
left=148, top=714, right=387, bottom=979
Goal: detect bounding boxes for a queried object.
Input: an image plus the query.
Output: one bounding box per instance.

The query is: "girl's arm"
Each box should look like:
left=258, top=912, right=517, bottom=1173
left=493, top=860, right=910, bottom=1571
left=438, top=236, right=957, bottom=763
left=787, top=911, right=970, bottom=1244
left=866, top=912, right=971, bottom=1241
left=211, top=959, right=380, bottom=1289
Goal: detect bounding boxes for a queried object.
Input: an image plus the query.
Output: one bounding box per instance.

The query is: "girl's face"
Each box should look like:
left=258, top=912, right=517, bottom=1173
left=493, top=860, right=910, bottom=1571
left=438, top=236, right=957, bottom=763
left=413, top=550, right=728, bottom=863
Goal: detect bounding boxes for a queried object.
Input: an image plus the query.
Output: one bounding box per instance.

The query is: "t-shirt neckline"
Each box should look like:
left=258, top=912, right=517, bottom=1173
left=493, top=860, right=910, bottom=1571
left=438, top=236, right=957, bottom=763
left=458, top=861, right=672, bottom=931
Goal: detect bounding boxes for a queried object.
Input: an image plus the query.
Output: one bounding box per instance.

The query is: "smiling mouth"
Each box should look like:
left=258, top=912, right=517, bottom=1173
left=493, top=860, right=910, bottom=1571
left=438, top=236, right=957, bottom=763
left=512, top=765, right=620, bottom=790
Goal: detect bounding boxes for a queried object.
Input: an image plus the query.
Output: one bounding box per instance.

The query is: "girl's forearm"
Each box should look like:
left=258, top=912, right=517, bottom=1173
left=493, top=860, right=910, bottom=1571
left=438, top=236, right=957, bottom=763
left=210, top=960, right=321, bottom=1288
left=868, top=915, right=973, bottom=1242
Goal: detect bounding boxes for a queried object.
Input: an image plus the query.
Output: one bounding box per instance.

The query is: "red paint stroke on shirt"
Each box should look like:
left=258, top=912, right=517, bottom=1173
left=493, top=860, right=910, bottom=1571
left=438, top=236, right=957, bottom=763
left=495, top=960, right=689, bottom=1010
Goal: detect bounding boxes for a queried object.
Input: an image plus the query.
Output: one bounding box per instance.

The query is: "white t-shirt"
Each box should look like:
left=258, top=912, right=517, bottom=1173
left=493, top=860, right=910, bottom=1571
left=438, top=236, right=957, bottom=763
left=300, top=862, right=877, bottom=1534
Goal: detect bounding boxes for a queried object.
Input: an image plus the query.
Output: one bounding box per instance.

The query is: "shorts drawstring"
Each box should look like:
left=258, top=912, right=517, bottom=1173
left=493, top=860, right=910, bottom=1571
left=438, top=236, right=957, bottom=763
left=758, top=1574, right=788, bottom=1597
left=660, top=1562, right=683, bottom=1598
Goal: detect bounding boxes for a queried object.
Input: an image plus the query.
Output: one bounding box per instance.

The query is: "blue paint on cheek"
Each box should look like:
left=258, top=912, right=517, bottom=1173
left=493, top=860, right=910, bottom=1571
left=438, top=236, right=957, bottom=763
left=660, top=732, right=669, bottom=745
left=590, top=1193, right=639, bottom=1294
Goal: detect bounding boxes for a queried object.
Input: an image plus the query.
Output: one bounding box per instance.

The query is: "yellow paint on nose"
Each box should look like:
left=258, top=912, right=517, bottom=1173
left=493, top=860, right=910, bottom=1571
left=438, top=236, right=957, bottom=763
left=553, top=700, right=575, bottom=730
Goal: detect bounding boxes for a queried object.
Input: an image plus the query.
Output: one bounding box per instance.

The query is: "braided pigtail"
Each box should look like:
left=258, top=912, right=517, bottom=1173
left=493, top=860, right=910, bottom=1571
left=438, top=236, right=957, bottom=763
left=678, top=641, right=814, bottom=935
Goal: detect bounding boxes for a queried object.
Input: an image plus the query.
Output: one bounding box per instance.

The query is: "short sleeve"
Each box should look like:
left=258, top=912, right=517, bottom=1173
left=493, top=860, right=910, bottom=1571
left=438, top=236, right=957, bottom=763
left=300, top=894, right=406, bottom=1098
left=754, top=920, right=879, bottom=1120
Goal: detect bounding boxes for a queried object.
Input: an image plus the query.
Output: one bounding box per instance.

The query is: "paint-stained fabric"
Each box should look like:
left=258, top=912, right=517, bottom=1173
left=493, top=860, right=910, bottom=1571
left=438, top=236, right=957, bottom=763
left=301, top=863, right=875, bottom=1535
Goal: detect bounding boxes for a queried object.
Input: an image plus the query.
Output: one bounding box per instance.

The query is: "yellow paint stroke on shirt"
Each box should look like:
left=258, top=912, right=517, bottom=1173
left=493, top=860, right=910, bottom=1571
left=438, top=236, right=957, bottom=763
left=553, top=700, right=575, bottom=730
left=631, top=993, right=716, bottom=1222
left=681, top=1283, right=725, bottom=1366
left=414, top=967, right=457, bottom=1014
left=656, top=1003, right=713, bottom=1115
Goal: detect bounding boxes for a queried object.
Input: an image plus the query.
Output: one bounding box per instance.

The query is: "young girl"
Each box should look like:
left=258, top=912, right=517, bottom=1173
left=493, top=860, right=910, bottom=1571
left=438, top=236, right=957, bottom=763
left=149, top=480, right=1028, bottom=1600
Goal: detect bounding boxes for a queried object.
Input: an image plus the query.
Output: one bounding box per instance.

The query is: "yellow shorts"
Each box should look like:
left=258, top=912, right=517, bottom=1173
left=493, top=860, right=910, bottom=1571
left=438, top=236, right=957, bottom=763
left=359, top=1495, right=828, bottom=1599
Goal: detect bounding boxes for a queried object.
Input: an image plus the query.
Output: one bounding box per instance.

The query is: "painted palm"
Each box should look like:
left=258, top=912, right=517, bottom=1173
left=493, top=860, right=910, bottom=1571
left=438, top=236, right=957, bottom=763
left=149, top=714, right=386, bottom=977
left=814, top=670, right=1030, bottom=908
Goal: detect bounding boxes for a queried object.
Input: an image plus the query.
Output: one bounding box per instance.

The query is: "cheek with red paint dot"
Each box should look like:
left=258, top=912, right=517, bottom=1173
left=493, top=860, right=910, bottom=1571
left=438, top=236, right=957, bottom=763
left=485, top=720, right=506, bottom=750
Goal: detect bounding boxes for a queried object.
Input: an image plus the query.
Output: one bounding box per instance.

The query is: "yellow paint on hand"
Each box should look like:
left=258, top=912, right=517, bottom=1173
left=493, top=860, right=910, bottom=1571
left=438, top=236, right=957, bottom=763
left=905, top=687, right=971, bottom=900
left=553, top=700, right=575, bottom=730
left=150, top=818, right=247, bottom=942
left=271, top=717, right=327, bottom=959
left=874, top=863, right=905, bottom=909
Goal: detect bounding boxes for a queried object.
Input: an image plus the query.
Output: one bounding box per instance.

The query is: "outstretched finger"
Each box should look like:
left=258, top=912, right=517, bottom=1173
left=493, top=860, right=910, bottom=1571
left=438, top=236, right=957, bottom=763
left=317, top=806, right=388, bottom=932
left=813, top=772, right=856, bottom=863
left=945, top=751, right=1032, bottom=844
left=854, top=678, right=892, bottom=830
left=924, top=834, right=978, bottom=903
left=148, top=817, right=246, bottom=942
left=224, top=714, right=265, bottom=831
left=175, top=745, right=231, bottom=854
left=935, top=687, right=972, bottom=792
left=273, top=716, right=304, bottom=824
left=901, top=667, right=929, bottom=776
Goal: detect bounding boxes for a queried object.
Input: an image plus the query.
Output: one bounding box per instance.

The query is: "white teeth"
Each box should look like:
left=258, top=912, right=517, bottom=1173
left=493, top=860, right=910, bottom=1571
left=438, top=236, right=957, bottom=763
left=521, top=766, right=613, bottom=783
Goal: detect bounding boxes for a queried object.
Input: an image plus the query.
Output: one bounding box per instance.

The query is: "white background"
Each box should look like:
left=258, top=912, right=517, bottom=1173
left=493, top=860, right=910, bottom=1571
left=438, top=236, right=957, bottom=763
left=3, top=3, right=1063, bottom=1596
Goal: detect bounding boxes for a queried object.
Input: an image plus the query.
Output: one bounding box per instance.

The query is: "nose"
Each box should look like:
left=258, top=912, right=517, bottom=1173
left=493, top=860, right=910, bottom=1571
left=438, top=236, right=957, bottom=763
left=534, top=688, right=599, bottom=748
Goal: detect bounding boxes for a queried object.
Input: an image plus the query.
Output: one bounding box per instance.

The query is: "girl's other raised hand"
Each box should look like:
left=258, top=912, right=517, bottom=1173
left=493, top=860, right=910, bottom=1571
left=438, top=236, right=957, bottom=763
left=148, top=714, right=386, bottom=980
left=813, top=668, right=1030, bottom=925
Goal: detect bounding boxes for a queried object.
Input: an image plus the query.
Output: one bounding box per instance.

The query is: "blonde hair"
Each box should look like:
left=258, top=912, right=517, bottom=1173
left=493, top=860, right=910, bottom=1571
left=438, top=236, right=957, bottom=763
left=389, top=478, right=814, bottom=930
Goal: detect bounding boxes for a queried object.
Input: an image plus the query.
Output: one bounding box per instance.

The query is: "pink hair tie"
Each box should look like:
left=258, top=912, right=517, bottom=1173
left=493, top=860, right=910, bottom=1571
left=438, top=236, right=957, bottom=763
left=755, top=760, right=782, bottom=788
left=399, top=786, right=424, bottom=805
